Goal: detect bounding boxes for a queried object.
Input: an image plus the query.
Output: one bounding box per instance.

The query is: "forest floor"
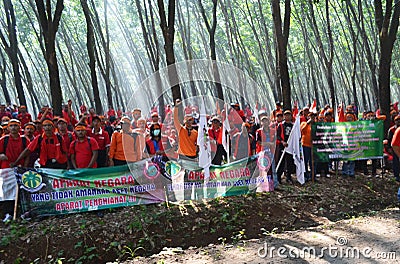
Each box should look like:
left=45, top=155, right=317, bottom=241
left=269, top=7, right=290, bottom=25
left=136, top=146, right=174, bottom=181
left=0, top=166, right=399, bottom=263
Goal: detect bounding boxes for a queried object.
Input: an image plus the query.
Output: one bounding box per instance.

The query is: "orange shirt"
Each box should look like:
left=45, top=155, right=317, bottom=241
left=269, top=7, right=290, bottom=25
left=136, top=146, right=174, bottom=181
left=174, top=107, right=198, bottom=156
left=300, top=122, right=312, bottom=148
left=109, top=131, right=143, bottom=162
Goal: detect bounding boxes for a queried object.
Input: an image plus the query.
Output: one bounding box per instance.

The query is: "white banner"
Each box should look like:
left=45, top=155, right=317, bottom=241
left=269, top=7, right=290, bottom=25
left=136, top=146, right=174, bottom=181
left=0, top=168, right=17, bottom=201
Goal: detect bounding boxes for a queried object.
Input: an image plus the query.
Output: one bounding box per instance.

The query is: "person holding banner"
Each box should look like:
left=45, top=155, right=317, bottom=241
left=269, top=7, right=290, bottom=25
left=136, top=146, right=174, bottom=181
left=1, top=119, right=30, bottom=169
left=70, top=123, right=99, bottom=169
left=13, top=118, right=68, bottom=169
left=0, top=119, right=29, bottom=222
left=342, top=113, right=357, bottom=177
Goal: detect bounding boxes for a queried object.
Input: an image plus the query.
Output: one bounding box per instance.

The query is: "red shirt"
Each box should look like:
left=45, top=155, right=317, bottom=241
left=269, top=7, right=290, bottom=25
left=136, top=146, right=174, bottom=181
left=0, top=111, right=11, bottom=120
left=88, top=129, right=110, bottom=150
left=28, top=133, right=68, bottom=165
left=17, top=112, right=32, bottom=127
left=59, top=131, right=75, bottom=152
left=62, top=110, right=77, bottom=126
left=69, top=137, right=99, bottom=168
left=0, top=135, right=30, bottom=168
left=107, top=109, right=116, bottom=117
left=37, top=112, right=53, bottom=120
left=391, top=127, right=400, bottom=148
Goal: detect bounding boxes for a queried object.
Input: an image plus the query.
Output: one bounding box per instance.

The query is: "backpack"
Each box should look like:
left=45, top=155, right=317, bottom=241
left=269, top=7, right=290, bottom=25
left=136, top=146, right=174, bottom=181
left=37, top=133, right=64, bottom=154
left=2, top=135, right=27, bottom=153
left=73, top=137, right=92, bottom=152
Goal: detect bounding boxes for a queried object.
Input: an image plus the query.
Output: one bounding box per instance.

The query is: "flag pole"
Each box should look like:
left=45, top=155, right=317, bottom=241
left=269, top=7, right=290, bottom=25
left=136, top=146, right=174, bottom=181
left=276, top=147, right=286, bottom=172
left=13, top=184, right=19, bottom=220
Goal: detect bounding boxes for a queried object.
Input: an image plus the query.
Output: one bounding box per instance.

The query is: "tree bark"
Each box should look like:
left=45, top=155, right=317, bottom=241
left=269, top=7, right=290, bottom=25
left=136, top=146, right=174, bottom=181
left=157, top=0, right=182, bottom=102
left=271, top=0, right=291, bottom=110
left=81, top=0, right=103, bottom=114
left=2, top=0, right=26, bottom=105
left=374, top=0, right=400, bottom=132
left=33, top=0, right=64, bottom=116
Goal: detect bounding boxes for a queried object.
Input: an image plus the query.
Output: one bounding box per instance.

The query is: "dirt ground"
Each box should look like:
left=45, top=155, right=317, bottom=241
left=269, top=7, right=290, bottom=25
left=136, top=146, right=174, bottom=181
left=1, top=168, right=399, bottom=263
left=129, top=208, right=400, bottom=264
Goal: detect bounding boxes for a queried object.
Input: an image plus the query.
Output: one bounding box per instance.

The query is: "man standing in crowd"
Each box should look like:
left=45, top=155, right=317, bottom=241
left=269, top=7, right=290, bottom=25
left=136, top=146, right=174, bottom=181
left=277, top=110, right=294, bottom=183
left=388, top=116, right=400, bottom=182
left=300, top=112, right=316, bottom=181
left=174, top=99, right=198, bottom=160
left=1, top=119, right=30, bottom=168
left=70, top=123, right=99, bottom=169
left=62, top=100, right=78, bottom=131
left=131, top=108, right=142, bottom=129
left=89, top=115, right=110, bottom=167
left=109, top=116, right=143, bottom=166
left=0, top=119, right=29, bottom=222
left=17, top=105, right=32, bottom=127
left=14, top=119, right=68, bottom=169
left=208, top=116, right=226, bottom=165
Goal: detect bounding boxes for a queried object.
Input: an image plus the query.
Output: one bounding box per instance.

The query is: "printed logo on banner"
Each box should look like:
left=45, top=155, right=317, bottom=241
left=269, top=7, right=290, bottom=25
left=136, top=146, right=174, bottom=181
left=144, top=161, right=160, bottom=180
left=257, top=151, right=272, bottom=171
left=165, top=161, right=181, bottom=178
left=21, top=170, right=46, bottom=192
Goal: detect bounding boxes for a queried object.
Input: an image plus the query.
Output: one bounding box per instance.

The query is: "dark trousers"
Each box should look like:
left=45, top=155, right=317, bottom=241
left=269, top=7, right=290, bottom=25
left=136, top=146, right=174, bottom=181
left=113, top=159, right=127, bottom=166
left=393, top=154, right=400, bottom=180
left=277, top=152, right=294, bottom=181
left=45, top=160, right=67, bottom=169
left=303, top=146, right=312, bottom=180
left=97, top=149, right=108, bottom=167
left=212, top=144, right=227, bottom=165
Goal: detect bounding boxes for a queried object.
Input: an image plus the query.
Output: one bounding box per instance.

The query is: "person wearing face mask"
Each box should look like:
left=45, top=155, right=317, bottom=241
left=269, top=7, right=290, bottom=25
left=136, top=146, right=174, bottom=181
left=146, top=123, right=169, bottom=159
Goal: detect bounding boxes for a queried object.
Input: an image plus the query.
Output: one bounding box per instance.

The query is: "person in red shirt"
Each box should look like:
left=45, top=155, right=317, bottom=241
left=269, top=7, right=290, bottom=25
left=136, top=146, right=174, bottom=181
left=1, top=119, right=30, bottom=168
left=62, top=100, right=78, bottom=131
left=70, top=123, right=99, bottom=169
left=391, top=125, right=400, bottom=182
left=14, top=119, right=68, bottom=169
left=208, top=116, right=227, bottom=165
left=89, top=116, right=110, bottom=167
left=23, top=122, right=36, bottom=141
left=17, top=105, right=32, bottom=128
left=107, top=106, right=116, bottom=123
left=37, top=106, right=53, bottom=121
left=0, top=104, right=11, bottom=120
left=0, top=119, right=29, bottom=221
left=57, top=118, right=75, bottom=148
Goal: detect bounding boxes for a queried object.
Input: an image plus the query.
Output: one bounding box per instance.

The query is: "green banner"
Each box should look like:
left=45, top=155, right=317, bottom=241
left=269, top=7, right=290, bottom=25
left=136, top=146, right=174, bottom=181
left=15, top=150, right=275, bottom=217
left=312, top=120, right=384, bottom=162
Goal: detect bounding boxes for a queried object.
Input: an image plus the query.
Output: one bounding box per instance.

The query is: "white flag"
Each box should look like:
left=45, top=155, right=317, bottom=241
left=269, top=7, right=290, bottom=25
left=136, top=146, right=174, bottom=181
left=197, top=98, right=211, bottom=171
left=222, top=104, right=231, bottom=155
left=286, top=115, right=305, bottom=184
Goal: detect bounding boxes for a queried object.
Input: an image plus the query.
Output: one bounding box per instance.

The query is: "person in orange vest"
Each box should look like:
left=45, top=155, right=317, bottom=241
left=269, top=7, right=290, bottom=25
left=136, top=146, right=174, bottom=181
left=173, top=99, right=198, bottom=160
left=108, top=116, right=144, bottom=166
left=301, top=112, right=316, bottom=181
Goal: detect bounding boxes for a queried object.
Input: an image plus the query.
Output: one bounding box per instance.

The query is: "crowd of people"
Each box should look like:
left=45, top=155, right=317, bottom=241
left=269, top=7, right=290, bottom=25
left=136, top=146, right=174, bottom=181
left=1, top=98, right=400, bottom=220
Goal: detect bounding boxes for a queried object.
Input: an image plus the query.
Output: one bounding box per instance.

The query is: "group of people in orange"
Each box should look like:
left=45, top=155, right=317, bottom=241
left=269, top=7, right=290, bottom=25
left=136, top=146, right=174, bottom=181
left=1, top=98, right=400, bottom=221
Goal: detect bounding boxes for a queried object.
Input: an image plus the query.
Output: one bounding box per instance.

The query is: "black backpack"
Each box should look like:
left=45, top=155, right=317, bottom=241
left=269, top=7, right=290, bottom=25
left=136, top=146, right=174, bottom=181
left=2, top=135, right=27, bottom=153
